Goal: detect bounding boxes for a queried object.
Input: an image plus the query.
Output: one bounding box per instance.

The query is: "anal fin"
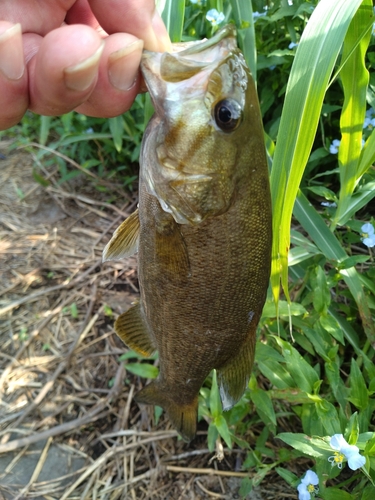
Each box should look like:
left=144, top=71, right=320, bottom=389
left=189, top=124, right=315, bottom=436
left=102, top=209, right=140, bottom=262
left=135, top=381, right=198, bottom=442
left=217, top=335, right=256, bottom=411
left=115, top=302, right=155, bottom=357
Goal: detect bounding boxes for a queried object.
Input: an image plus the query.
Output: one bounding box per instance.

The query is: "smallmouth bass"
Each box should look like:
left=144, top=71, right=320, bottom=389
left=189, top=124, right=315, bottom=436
left=103, top=25, right=272, bottom=442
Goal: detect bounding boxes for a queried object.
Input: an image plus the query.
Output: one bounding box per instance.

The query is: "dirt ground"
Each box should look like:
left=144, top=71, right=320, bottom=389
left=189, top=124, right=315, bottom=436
left=0, top=140, right=297, bottom=499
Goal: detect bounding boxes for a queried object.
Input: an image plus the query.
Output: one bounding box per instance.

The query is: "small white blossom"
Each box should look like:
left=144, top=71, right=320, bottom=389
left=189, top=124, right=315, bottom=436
left=363, top=108, right=375, bottom=129
left=321, top=201, right=337, bottom=208
left=361, top=223, right=375, bottom=248
left=328, top=434, right=366, bottom=470
left=329, top=139, right=340, bottom=154
left=206, top=9, right=225, bottom=26
left=253, top=11, right=267, bottom=21
left=297, top=470, right=319, bottom=500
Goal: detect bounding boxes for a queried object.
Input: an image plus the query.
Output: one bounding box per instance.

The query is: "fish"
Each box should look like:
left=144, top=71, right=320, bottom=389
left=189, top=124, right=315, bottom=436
left=103, top=24, right=272, bottom=442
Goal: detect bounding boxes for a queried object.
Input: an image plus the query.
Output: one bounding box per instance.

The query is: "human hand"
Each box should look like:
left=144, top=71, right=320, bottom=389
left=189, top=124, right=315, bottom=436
left=0, top=0, right=171, bottom=130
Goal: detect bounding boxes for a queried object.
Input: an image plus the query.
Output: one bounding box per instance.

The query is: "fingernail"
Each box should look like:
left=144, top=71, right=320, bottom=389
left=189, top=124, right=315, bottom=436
left=64, top=42, right=104, bottom=91
left=0, top=23, right=24, bottom=80
left=108, top=39, right=143, bottom=91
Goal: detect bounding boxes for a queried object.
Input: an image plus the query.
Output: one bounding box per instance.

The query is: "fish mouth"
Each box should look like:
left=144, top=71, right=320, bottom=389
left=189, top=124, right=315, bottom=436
left=172, top=24, right=237, bottom=57
left=140, top=24, right=238, bottom=105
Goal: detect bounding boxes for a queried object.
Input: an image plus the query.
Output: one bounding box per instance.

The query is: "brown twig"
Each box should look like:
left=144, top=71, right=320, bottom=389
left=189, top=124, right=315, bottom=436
left=0, top=363, right=124, bottom=454
left=2, top=286, right=98, bottom=438
left=196, top=480, right=227, bottom=498
left=0, top=258, right=101, bottom=316
left=166, top=466, right=249, bottom=478
left=18, top=142, right=133, bottom=201
left=0, top=294, right=79, bottom=396
left=14, top=436, right=53, bottom=500
left=47, top=186, right=129, bottom=218
left=59, top=433, right=177, bottom=500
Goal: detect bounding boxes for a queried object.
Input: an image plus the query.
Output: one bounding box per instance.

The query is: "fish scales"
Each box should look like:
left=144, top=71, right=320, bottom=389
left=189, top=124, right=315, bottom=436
left=103, top=25, right=272, bottom=441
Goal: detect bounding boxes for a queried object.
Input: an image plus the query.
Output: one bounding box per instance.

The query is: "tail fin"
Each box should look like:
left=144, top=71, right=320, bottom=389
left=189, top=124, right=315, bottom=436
left=135, top=381, right=198, bottom=442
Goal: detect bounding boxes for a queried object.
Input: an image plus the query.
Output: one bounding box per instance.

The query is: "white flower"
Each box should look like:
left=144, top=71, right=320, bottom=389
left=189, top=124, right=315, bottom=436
left=361, top=223, right=375, bottom=248
left=297, top=470, right=319, bottom=500
left=328, top=434, right=366, bottom=470
left=321, top=201, right=337, bottom=208
left=253, top=11, right=267, bottom=21
left=363, top=108, right=375, bottom=129
left=289, top=42, right=298, bottom=49
left=206, top=9, right=225, bottom=26
left=329, top=139, right=340, bottom=154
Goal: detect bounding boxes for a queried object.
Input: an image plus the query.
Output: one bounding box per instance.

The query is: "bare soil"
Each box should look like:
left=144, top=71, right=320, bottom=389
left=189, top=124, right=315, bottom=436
left=0, top=140, right=298, bottom=499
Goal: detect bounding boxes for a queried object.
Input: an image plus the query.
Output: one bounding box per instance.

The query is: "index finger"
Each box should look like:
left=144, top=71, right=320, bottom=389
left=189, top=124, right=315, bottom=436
left=88, top=0, right=171, bottom=52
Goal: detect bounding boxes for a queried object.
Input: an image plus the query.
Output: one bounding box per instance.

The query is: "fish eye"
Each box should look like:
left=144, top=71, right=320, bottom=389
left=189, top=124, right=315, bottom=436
left=214, top=98, right=242, bottom=132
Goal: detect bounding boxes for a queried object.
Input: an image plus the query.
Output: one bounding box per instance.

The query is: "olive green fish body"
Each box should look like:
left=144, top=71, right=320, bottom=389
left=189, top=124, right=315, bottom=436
left=103, top=25, right=272, bottom=441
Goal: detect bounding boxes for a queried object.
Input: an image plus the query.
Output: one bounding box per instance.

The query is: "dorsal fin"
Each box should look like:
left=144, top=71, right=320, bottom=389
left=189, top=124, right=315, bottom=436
left=102, top=209, right=140, bottom=262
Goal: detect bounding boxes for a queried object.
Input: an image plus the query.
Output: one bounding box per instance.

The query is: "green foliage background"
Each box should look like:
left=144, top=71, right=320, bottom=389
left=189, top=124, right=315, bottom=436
left=2, top=0, right=375, bottom=497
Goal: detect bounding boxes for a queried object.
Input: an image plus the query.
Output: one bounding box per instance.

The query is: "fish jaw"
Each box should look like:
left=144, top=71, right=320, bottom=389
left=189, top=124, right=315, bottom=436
left=141, top=24, right=239, bottom=112
left=140, top=25, right=253, bottom=225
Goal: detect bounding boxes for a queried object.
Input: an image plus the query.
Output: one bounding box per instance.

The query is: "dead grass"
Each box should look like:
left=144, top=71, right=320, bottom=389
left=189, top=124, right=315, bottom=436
left=0, top=140, right=297, bottom=499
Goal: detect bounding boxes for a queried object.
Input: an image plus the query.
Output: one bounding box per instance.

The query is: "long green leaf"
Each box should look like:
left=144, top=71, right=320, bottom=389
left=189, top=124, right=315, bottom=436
left=270, top=0, right=364, bottom=303
left=230, top=0, right=257, bottom=81
left=293, top=190, right=375, bottom=344
left=357, top=128, right=375, bottom=180
left=108, top=116, right=124, bottom=153
left=157, top=0, right=185, bottom=43
left=39, top=116, right=52, bottom=146
left=336, top=181, right=375, bottom=225
left=332, top=0, right=372, bottom=228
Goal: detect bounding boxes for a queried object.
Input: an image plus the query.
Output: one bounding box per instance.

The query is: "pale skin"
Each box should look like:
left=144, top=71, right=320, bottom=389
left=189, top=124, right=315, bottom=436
left=0, top=0, right=172, bottom=130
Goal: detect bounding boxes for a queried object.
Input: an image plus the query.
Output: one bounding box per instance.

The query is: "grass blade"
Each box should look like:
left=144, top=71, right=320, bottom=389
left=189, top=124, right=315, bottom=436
left=336, top=181, right=375, bottom=225
left=270, top=0, right=364, bottom=303
left=357, top=127, right=375, bottom=180
left=157, top=0, right=186, bottom=42
left=293, top=190, right=375, bottom=344
left=230, top=0, right=257, bottom=80
left=332, top=0, right=373, bottom=228
left=108, top=116, right=123, bottom=153
left=39, top=116, right=52, bottom=146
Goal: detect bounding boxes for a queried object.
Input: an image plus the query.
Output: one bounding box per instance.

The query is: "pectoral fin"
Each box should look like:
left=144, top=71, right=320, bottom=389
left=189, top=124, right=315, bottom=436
left=155, top=212, right=190, bottom=280
left=102, top=209, right=140, bottom=262
left=217, top=335, right=256, bottom=411
left=135, top=381, right=198, bottom=442
left=115, top=302, right=155, bottom=357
